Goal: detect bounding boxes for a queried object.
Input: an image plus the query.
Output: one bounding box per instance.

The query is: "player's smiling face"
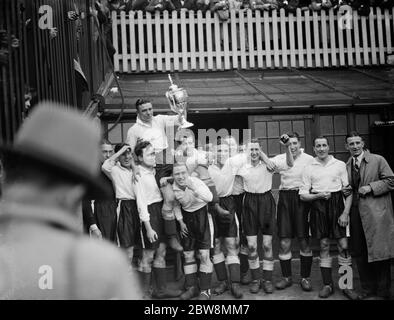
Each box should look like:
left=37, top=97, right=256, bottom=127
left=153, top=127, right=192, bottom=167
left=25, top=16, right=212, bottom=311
left=345, top=136, right=364, bottom=157
left=289, top=137, right=301, bottom=156
left=119, top=147, right=133, bottom=168
left=141, top=145, right=156, bottom=167
left=173, top=164, right=188, bottom=187
left=137, top=102, right=153, bottom=123
left=248, top=142, right=260, bottom=161
left=314, top=138, right=329, bottom=160
left=217, top=144, right=229, bottom=165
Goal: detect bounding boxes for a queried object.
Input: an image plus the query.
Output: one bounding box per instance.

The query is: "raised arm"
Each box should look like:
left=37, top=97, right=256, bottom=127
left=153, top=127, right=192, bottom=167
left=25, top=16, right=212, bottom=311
left=101, top=145, right=131, bottom=179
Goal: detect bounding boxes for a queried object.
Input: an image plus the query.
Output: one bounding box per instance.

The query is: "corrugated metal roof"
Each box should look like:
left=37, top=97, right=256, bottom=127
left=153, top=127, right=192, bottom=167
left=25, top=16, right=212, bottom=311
left=104, top=68, right=394, bottom=114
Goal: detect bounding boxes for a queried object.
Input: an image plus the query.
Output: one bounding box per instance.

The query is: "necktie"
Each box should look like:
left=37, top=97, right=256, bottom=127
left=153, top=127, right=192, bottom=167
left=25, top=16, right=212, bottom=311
left=353, top=156, right=359, bottom=171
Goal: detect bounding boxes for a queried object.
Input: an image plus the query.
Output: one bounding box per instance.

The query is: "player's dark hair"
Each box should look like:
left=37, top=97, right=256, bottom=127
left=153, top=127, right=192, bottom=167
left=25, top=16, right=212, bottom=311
left=114, top=143, right=131, bottom=153
left=345, top=131, right=363, bottom=143
left=101, top=138, right=112, bottom=146
left=313, top=136, right=329, bottom=146
left=287, top=132, right=300, bottom=141
left=135, top=98, right=151, bottom=111
left=134, top=140, right=152, bottom=158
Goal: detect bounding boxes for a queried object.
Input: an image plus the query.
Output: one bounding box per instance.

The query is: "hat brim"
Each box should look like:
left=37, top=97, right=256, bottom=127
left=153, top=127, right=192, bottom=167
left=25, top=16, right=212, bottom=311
left=0, top=144, right=111, bottom=200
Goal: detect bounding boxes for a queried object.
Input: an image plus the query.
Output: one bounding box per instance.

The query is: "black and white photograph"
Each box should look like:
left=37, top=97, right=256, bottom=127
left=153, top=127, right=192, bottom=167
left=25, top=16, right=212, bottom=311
left=0, top=0, right=393, bottom=307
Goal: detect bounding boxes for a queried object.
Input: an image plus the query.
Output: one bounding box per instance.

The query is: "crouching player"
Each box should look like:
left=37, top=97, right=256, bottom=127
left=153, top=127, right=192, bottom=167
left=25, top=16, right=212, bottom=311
left=134, top=141, right=182, bottom=299
left=172, top=162, right=214, bottom=300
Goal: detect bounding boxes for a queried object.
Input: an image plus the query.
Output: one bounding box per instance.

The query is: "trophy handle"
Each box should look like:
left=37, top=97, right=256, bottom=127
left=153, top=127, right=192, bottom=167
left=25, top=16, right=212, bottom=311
left=165, top=91, right=177, bottom=114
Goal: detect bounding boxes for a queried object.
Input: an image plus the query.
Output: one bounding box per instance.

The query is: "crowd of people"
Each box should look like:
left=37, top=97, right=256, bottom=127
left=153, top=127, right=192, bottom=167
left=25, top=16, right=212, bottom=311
left=104, top=0, right=394, bottom=17
left=82, top=98, right=394, bottom=300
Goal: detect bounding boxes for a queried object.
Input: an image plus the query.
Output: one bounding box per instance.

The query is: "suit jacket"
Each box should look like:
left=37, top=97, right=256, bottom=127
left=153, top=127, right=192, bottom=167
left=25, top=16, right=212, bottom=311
left=346, top=150, right=394, bottom=262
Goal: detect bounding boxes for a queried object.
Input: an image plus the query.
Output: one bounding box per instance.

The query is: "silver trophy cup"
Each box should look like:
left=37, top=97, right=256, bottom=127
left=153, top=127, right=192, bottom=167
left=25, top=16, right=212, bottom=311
left=165, top=74, right=193, bottom=129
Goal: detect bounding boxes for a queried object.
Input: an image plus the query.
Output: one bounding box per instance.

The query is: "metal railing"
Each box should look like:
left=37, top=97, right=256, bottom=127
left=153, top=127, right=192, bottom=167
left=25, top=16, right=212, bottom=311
left=112, top=7, right=394, bottom=73
left=1, top=0, right=112, bottom=143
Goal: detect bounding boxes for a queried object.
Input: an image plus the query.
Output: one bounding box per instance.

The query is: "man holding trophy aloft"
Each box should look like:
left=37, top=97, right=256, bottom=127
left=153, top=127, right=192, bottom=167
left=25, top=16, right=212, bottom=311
left=127, top=75, right=193, bottom=254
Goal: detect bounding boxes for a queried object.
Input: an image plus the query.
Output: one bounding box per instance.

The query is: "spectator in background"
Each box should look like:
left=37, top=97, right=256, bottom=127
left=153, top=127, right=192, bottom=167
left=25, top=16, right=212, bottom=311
left=173, top=0, right=198, bottom=10
left=0, top=102, right=141, bottom=299
left=298, top=0, right=311, bottom=9
left=351, top=0, right=371, bottom=15
left=331, top=0, right=352, bottom=10
left=228, top=0, right=245, bottom=9
left=249, top=0, right=278, bottom=10
left=107, top=0, right=133, bottom=12
left=310, top=0, right=333, bottom=11
left=196, top=0, right=211, bottom=11
left=210, top=0, right=230, bottom=21
left=145, top=0, right=176, bottom=12
left=278, top=0, right=299, bottom=13
left=131, top=0, right=150, bottom=10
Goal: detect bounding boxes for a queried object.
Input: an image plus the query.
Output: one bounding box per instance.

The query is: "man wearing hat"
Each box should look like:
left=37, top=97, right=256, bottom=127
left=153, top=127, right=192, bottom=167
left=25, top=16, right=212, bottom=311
left=0, top=102, right=142, bottom=299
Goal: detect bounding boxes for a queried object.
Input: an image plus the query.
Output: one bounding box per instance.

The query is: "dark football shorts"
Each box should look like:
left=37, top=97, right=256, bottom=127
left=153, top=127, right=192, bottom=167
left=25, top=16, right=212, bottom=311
left=212, top=195, right=239, bottom=238
left=117, top=199, right=140, bottom=248
left=181, top=205, right=212, bottom=251
left=310, top=191, right=347, bottom=239
left=277, top=189, right=310, bottom=239
left=243, top=191, right=276, bottom=236
left=140, top=201, right=165, bottom=250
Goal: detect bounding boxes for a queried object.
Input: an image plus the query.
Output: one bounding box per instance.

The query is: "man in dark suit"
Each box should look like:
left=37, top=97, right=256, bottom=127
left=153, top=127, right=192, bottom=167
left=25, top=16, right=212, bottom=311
left=345, top=131, right=394, bottom=300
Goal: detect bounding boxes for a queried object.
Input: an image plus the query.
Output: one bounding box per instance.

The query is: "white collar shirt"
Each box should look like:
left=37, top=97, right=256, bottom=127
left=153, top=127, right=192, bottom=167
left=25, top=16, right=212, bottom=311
left=126, top=114, right=179, bottom=153
left=272, top=150, right=314, bottom=190
left=299, top=155, right=349, bottom=195
left=133, top=165, right=163, bottom=222
left=237, top=161, right=274, bottom=194
left=353, top=150, right=364, bottom=168
left=102, top=159, right=135, bottom=200
left=173, top=177, right=213, bottom=212
left=208, top=162, right=236, bottom=197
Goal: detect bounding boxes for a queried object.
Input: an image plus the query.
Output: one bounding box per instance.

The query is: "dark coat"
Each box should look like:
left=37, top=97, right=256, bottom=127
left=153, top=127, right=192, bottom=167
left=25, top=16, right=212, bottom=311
left=346, top=150, right=394, bottom=262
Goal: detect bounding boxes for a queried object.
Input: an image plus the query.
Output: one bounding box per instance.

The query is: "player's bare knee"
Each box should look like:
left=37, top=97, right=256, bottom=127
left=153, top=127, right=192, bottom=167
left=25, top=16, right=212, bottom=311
left=263, top=236, right=273, bottom=253
left=142, top=249, right=155, bottom=265
left=337, top=237, right=348, bottom=252
left=279, top=238, right=291, bottom=253
left=199, top=249, right=210, bottom=264
left=320, top=239, right=330, bottom=257
left=298, top=238, right=311, bottom=254
left=156, top=243, right=167, bottom=258
left=225, top=237, right=238, bottom=252
left=183, top=250, right=196, bottom=264
left=153, top=254, right=166, bottom=268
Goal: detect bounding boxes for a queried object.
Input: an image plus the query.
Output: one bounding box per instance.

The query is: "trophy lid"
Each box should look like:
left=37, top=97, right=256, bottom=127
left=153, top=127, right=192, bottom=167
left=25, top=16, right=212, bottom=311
left=168, top=74, right=181, bottom=91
